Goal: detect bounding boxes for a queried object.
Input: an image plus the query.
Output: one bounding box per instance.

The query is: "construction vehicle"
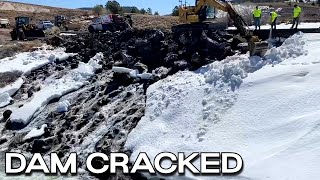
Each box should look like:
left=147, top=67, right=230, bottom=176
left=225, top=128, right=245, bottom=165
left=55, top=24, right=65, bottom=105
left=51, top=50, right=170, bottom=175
left=54, top=15, right=81, bottom=31
left=0, top=18, right=10, bottom=28
left=173, top=0, right=268, bottom=56
left=88, top=14, right=130, bottom=33
left=10, top=16, right=45, bottom=40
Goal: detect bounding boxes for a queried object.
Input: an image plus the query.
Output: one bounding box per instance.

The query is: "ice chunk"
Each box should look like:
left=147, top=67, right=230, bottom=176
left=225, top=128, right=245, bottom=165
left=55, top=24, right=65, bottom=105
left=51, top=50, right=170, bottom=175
left=0, top=93, right=12, bottom=108
left=23, top=124, right=48, bottom=141
left=56, top=100, right=71, bottom=113
left=137, top=72, right=153, bottom=80
left=112, top=66, right=134, bottom=74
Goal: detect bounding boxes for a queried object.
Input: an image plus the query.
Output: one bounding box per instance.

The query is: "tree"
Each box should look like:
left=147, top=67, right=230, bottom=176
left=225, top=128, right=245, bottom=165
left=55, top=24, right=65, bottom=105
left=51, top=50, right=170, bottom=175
left=140, top=8, right=146, bottom=14
left=93, top=5, right=104, bottom=16
left=147, top=8, right=152, bottom=15
left=130, top=7, right=140, bottom=13
left=154, top=11, right=159, bottom=16
left=172, top=6, right=179, bottom=16
left=106, top=0, right=122, bottom=14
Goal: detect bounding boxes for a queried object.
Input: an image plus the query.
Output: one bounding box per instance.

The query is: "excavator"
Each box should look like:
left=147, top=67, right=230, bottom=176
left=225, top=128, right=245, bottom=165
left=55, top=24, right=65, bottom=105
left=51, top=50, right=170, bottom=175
left=172, top=0, right=268, bottom=56
left=10, top=16, right=45, bottom=40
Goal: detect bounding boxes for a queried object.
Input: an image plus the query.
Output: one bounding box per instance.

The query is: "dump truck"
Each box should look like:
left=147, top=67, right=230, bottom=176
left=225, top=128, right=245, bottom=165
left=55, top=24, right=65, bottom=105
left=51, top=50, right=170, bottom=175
left=173, top=0, right=269, bottom=56
left=88, top=14, right=130, bottom=33
left=10, top=16, right=45, bottom=40
left=0, top=18, right=10, bottom=28
left=54, top=15, right=81, bottom=31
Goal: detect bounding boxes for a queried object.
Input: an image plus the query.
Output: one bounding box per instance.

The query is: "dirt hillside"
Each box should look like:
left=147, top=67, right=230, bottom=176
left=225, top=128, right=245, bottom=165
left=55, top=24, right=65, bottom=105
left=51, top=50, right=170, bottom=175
left=0, top=1, right=91, bottom=25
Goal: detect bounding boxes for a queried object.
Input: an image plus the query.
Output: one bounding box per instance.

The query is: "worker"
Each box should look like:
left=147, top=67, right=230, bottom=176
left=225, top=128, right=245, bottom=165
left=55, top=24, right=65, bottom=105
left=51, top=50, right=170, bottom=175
left=270, top=11, right=278, bottom=30
left=252, top=6, right=262, bottom=30
left=291, top=4, right=301, bottom=29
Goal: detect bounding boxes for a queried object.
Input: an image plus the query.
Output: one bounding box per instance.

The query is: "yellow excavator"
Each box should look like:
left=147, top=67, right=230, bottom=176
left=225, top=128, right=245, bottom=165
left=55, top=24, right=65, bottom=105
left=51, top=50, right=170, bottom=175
left=172, top=0, right=268, bottom=56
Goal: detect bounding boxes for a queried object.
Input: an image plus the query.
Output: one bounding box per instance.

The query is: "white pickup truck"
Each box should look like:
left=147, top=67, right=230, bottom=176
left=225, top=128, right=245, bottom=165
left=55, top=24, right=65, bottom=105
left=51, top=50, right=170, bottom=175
left=88, top=14, right=129, bottom=33
left=0, top=18, right=10, bottom=28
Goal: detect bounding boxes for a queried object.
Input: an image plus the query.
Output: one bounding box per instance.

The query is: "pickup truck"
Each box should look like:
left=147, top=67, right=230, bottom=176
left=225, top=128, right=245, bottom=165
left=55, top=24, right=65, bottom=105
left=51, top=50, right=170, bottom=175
left=37, top=20, right=54, bottom=30
left=88, top=14, right=129, bottom=33
left=0, top=18, right=10, bottom=28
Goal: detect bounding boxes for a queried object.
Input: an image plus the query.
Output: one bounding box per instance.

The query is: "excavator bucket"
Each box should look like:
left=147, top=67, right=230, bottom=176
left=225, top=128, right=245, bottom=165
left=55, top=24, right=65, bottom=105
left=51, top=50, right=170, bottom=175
left=24, top=29, right=45, bottom=38
left=250, top=41, right=269, bottom=56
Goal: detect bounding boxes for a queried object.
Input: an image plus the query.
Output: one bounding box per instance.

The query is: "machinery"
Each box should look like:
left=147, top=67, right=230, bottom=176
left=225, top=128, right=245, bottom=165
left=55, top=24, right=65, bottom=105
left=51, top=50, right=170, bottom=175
left=55, top=15, right=81, bottom=31
left=10, top=16, right=45, bottom=40
left=88, top=14, right=130, bottom=33
left=0, top=18, right=10, bottom=28
left=173, top=0, right=268, bottom=56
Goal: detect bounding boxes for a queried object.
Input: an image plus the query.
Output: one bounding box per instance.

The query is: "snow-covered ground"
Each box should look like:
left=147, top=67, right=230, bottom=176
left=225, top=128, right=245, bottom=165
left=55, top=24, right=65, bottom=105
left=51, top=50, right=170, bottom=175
left=125, top=33, right=320, bottom=179
left=228, top=22, right=320, bottom=30
left=8, top=53, right=103, bottom=127
left=0, top=46, right=75, bottom=108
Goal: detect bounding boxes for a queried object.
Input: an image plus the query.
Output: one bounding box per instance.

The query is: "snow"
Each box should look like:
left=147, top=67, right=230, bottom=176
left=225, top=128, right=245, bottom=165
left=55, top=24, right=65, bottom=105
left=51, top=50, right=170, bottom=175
left=0, top=45, right=75, bottom=74
left=9, top=53, right=103, bottom=126
left=23, top=124, right=47, bottom=141
left=59, top=33, right=77, bottom=36
left=0, top=93, right=12, bottom=108
left=0, top=46, right=75, bottom=108
left=0, top=78, right=23, bottom=107
left=125, top=33, right=320, bottom=179
left=228, top=22, right=320, bottom=30
left=0, top=78, right=24, bottom=96
left=112, top=66, right=154, bottom=79
left=56, top=100, right=71, bottom=113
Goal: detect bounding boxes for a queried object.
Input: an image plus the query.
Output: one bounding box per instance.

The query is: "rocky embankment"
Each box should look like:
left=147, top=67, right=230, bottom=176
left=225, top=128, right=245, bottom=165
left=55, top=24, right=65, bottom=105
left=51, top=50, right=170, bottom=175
left=0, top=28, right=242, bottom=179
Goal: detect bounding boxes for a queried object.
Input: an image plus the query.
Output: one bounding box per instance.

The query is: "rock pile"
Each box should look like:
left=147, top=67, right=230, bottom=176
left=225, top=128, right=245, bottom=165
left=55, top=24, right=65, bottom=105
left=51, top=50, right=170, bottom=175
left=61, top=29, right=236, bottom=78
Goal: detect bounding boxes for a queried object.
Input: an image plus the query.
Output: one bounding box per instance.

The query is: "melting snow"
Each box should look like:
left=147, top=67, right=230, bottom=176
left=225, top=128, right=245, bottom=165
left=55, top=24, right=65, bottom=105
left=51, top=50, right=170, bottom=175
left=126, top=33, right=320, bottom=179
left=23, top=124, right=47, bottom=141
left=0, top=46, right=75, bottom=108
left=9, top=53, right=103, bottom=127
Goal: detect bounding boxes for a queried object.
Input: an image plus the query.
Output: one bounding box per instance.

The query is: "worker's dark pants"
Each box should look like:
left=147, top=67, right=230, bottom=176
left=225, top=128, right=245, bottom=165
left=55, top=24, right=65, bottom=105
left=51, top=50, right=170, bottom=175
left=254, top=17, right=261, bottom=30
left=291, top=17, right=300, bottom=29
left=271, top=18, right=277, bottom=30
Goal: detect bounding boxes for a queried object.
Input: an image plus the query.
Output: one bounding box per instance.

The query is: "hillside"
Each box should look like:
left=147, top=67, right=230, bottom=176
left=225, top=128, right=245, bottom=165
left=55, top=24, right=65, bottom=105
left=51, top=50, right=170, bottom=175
left=0, top=1, right=91, bottom=24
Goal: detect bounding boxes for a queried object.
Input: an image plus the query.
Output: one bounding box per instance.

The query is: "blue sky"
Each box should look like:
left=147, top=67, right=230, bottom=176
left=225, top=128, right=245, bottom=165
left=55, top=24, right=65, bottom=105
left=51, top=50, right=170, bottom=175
left=9, top=0, right=194, bottom=15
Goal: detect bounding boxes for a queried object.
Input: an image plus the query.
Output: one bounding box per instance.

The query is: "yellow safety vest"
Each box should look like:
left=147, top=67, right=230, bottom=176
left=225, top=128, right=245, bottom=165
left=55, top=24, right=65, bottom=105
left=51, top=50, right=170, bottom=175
left=293, top=7, right=301, bottom=18
left=271, top=12, right=278, bottom=22
left=253, top=9, right=262, bottom=18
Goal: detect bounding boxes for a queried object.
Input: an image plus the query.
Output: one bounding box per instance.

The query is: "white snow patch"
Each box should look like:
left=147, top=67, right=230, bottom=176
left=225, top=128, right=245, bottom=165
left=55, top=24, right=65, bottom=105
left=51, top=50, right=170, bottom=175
left=9, top=53, right=103, bottom=126
left=0, top=45, right=76, bottom=74
left=23, top=124, right=47, bottom=141
left=0, top=78, right=23, bottom=108
left=0, top=78, right=24, bottom=96
left=112, top=66, right=153, bottom=79
left=126, top=33, right=320, bottom=179
left=0, top=93, right=12, bottom=108
left=59, top=33, right=77, bottom=36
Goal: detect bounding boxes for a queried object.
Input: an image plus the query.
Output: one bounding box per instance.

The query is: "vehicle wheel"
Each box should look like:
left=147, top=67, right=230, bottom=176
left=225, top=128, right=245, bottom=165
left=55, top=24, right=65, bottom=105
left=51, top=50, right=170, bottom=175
left=10, top=30, right=17, bottom=40
left=88, top=26, right=94, bottom=33
left=18, top=29, right=25, bottom=40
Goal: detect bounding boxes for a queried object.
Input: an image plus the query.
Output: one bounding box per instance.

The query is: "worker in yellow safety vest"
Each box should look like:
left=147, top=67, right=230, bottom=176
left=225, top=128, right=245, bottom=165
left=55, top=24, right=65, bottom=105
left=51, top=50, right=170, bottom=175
left=291, top=4, right=302, bottom=29
left=252, top=6, right=262, bottom=30
left=270, top=11, right=278, bottom=30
